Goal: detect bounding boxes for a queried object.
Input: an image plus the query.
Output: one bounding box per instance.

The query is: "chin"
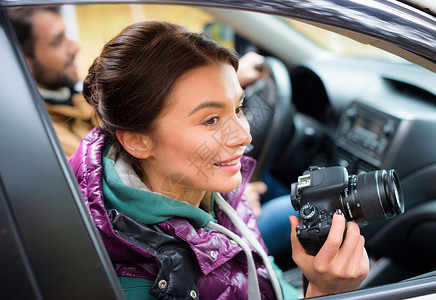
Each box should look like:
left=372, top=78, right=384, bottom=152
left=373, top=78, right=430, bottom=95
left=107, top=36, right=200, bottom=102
left=216, top=176, right=242, bottom=193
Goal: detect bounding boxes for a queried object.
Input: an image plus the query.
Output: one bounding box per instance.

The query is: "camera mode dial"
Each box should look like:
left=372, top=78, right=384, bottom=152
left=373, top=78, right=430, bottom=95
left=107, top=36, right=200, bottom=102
left=300, top=203, right=318, bottom=221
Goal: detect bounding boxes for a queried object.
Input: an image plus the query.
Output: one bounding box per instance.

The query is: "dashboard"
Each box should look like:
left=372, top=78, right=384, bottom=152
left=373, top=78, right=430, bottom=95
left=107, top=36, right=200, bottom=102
left=335, top=101, right=400, bottom=173
left=273, top=57, right=436, bottom=210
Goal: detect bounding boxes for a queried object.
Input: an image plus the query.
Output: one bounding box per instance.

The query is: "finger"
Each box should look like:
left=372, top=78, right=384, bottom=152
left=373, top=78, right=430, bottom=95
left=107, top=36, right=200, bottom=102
left=340, top=235, right=369, bottom=280
left=289, top=215, right=306, bottom=259
left=349, top=235, right=369, bottom=278
left=250, top=198, right=262, bottom=217
left=251, top=181, right=267, bottom=194
left=338, top=221, right=361, bottom=258
left=243, top=52, right=265, bottom=64
left=333, top=222, right=363, bottom=274
left=316, top=210, right=346, bottom=262
left=359, top=241, right=370, bottom=277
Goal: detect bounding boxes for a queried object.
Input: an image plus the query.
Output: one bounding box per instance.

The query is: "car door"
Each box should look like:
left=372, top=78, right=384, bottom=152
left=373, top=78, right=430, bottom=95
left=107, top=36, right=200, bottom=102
left=0, top=7, right=125, bottom=300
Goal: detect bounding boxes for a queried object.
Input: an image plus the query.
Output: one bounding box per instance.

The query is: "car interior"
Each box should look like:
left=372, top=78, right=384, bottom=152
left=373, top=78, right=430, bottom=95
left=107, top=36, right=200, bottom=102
left=2, top=1, right=436, bottom=299
left=207, top=6, right=436, bottom=288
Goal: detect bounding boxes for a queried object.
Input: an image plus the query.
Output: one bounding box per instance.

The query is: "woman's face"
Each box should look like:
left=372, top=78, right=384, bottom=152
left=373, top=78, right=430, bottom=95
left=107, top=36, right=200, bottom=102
left=143, top=63, right=252, bottom=202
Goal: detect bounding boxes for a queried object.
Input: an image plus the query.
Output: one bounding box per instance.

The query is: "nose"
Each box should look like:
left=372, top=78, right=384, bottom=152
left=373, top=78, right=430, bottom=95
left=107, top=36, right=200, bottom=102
left=68, top=37, right=79, bottom=56
left=223, top=117, right=252, bottom=148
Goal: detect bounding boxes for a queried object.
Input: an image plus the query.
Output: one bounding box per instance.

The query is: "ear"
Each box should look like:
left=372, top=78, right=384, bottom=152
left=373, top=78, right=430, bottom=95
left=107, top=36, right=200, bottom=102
left=116, top=131, right=153, bottom=159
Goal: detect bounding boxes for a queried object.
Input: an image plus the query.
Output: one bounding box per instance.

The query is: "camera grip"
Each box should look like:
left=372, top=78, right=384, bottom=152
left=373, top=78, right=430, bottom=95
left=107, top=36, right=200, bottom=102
left=296, top=209, right=333, bottom=256
left=297, top=225, right=330, bottom=256
left=297, top=217, right=348, bottom=256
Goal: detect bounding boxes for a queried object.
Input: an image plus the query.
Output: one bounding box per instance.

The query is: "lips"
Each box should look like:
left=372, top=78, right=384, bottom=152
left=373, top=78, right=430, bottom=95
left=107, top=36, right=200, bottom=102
left=214, top=157, right=241, bottom=166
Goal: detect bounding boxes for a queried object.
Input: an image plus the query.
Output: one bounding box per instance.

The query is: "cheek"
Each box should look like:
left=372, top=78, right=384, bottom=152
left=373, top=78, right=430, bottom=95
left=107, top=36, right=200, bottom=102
left=38, top=46, right=67, bottom=69
left=167, top=135, right=220, bottom=179
left=241, top=117, right=251, bottom=135
left=36, top=51, right=60, bottom=70
left=159, top=130, right=209, bottom=164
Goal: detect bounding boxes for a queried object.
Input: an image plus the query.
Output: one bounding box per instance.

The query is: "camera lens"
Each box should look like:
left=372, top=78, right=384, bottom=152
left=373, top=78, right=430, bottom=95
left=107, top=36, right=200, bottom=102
left=341, top=169, right=405, bottom=223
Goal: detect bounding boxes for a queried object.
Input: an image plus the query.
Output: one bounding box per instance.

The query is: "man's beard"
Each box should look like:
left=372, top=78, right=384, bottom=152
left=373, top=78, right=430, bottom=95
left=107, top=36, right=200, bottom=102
left=30, top=58, right=77, bottom=90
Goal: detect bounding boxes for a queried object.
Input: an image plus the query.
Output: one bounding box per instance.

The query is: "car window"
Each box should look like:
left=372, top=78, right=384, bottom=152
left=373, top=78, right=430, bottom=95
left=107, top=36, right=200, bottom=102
left=72, top=4, right=214, bottom=79
left=5, top=2, right=436, bottom=299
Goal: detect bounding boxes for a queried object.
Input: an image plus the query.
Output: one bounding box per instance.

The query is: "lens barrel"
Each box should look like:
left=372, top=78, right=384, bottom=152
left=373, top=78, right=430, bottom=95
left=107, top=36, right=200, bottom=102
left=342, top=169, right=404, bottom=223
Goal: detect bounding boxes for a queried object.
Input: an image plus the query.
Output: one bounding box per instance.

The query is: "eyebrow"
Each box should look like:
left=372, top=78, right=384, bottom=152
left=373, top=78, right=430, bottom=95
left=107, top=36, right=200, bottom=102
left=188, top=92, right=245, bottom=116
left=188, top=101, right=225, bottom=116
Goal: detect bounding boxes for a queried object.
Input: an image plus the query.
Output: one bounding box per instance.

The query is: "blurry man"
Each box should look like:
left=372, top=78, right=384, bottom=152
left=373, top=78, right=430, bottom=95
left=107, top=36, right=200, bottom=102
left=7, top=7, right=97, bottom=157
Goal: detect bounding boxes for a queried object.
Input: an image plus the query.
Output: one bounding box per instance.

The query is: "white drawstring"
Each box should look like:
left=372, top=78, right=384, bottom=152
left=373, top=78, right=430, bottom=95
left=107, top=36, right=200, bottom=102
left=213, top=193, right=284, bottom=300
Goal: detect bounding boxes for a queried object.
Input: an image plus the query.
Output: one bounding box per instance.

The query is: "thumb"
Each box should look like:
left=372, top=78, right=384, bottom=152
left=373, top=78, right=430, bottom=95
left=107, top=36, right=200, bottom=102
left=289, top=215, right=305, bottom=256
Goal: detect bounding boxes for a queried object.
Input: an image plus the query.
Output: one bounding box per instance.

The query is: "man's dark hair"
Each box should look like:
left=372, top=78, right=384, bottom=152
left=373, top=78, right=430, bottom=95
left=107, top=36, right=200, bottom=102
left=7, top=6, right=61, bottom=57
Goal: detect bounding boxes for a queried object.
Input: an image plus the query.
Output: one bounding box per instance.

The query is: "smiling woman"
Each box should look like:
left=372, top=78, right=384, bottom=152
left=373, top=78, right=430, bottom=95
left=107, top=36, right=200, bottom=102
left=124, top=63, right=251, bottom=206
left=67, top=19, right=369, bottom=300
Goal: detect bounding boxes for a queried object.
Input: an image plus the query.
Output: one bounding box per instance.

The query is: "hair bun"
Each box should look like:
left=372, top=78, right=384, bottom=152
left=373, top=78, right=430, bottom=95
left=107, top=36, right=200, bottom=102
left=82, top=58, right=100, bottom=109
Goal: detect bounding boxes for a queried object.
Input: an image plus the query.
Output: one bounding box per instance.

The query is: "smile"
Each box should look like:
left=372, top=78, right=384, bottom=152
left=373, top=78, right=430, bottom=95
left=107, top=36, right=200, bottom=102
left=214, top=157, right=241, bottom=166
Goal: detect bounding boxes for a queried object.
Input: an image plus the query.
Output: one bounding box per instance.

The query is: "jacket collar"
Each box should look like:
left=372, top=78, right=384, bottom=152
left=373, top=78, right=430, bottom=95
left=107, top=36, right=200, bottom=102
left=102, top=143, right=214, bottom=228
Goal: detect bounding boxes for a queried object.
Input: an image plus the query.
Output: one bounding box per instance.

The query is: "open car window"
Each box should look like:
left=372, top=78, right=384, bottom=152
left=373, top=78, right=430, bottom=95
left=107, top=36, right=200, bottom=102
left=2, top=1, right=436, bottom=299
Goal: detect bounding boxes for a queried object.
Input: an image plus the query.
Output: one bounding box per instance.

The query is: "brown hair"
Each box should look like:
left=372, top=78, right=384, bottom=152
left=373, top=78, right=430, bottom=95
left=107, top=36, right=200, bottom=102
left=83, top=20, right=239, bottom=176
left=7, top=6, right=61, bottom=58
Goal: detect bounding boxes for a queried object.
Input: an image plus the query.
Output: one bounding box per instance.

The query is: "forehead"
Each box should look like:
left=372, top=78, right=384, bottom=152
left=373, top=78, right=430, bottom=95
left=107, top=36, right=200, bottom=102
left=32, top=10, right=64, bottom=41
left=167, top=63, right=242, bottom=111
left=175, top=63, right=240, bottom=97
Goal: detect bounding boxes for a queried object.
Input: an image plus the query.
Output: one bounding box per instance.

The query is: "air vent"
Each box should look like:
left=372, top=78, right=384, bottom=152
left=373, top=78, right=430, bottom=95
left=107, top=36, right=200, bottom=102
left=384, top=77, right=436, bottom=104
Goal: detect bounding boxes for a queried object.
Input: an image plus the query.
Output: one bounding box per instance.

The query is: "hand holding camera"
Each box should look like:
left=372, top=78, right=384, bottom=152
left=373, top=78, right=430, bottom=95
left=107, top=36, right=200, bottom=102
left=290, top=211, right=369, bottom=297
left=290, top=166, right=405, bottom=256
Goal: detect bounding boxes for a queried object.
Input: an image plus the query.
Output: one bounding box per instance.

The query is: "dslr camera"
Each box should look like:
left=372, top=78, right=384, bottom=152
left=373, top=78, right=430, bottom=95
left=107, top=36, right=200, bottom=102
left=290, top=166, right=404, bottom=256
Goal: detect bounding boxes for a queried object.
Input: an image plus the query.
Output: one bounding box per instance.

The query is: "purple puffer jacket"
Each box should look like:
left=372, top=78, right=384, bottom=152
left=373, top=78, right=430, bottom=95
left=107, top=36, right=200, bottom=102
left=69, top=128, right=277, bottom=299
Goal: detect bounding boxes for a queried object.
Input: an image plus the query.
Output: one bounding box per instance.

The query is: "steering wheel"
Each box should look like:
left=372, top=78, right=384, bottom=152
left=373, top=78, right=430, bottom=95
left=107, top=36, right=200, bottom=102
left=243, top=56, right=294, bottom=181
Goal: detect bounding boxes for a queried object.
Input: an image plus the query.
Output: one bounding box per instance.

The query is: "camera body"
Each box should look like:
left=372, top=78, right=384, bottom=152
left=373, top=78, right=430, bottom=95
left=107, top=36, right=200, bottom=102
left=290, top=166, right=404, bottom=256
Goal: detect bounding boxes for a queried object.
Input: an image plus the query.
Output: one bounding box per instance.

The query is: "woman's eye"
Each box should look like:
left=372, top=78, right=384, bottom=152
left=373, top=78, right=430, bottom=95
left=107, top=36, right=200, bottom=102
left=236, top=104, right=246, bottom=116
left=204, top=116, right=219, bottom=126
